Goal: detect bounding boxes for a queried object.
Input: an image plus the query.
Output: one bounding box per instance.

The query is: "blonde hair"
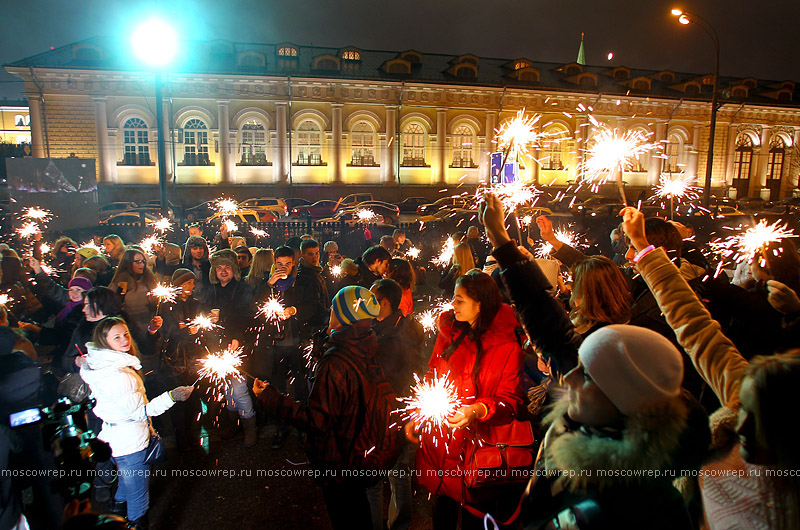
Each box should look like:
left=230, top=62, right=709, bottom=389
left=452, top=243, right=475, bottom=278
left=245, top=248, right=274, bottom=288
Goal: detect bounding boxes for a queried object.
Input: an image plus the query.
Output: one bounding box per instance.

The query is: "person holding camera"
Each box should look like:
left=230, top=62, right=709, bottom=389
left=79, top=316, right=193, bottom=529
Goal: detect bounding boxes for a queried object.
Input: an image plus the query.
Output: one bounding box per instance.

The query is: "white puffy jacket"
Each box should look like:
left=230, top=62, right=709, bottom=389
left=80, top=343, right=175, bottom=457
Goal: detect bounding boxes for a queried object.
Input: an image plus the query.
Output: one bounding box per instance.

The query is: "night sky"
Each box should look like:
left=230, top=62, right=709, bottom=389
left=1, top=0, right=798, bottom=100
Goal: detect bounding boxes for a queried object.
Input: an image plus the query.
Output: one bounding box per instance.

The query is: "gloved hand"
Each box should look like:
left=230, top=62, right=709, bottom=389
left=170, top=386, right=195, bottom=402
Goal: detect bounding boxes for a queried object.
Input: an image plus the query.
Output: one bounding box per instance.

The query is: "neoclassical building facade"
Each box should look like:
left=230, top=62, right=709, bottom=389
left=5, top=38, right=800, bottom=200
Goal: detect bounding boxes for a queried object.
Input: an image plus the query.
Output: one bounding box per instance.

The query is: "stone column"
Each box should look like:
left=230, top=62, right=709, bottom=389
left=217, top=100, right=232, bottom=183
left=482, top=111, right=496, bottom=183
left=92, top=97, right=116, bottom=183
left=383, top=106, right=397, bottom=183
left=433, top=108, right=447, bottom=184
left=755, top=126, right=770, bottom=189
left=687, top=124, right=701, bottom=180
left=331, top=103, right=343, bottom=183
left=26, top=95, right=46, bottom=158
left=647, top=121, right=666, bottom=186
left=723, top=125, right=739, bottom=187
left=274, top=102, right=288, bottom=183
left=161, top=97, right=174, bottom=183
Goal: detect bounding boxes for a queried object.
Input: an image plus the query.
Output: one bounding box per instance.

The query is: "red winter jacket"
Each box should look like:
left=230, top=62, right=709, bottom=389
left=416, top=303, right=524, bottom=501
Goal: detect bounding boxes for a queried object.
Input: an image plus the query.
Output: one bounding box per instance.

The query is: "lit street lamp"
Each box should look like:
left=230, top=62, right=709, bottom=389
left=131, top=19, right=178, bottom=217
left=671, top=8, right=720, bottom=208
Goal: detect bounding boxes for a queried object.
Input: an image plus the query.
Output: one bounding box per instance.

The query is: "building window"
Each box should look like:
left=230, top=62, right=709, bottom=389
left=341, top=50, right=360, bottom=61
left=401, top=123, right=426, bottom=166
left=514, top=60, right=531, bottom=70
left=182, top=118, right=209, bottom=166
left=14, top=114, right=29, bottom=127
left=278, top=46, right=297, bottom=57
left=767, top=136, right=785, bottom=181
left=451, top=125, right=477, bottom=168
left=240, top=120, right=267, bottom=165
left=542, top=138, right=566, bottom=170
left=733, top=135, right=754, bottom=180
left=122, top=118, right=150, bottom=165
left=296, top=119, right=323, bottom=165
left=664, top=134, right=684, bottom=173
left=350, top=121, right=377, bottom=166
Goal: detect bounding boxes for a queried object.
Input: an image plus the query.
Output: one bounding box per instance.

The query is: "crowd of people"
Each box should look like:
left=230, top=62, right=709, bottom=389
left=1, top=197, right=798, bottom=530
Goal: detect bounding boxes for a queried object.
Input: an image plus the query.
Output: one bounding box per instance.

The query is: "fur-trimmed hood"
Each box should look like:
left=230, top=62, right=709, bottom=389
left=542, top=391, right=690, bottom=493
left=209, top=248, right=241, bottom=284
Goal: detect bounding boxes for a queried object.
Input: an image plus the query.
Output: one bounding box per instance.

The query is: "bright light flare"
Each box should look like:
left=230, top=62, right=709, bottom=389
left=329, top=264, right=343, bottom=278
left=356, top=209, right=378, bottom=223
left=149, top=283, right=179, bottom=305
left=197, top=347, right=246, bottom=387
left=16, top=222, right=41, bottom=238
left=22, top=207, right=52, bottom=224
left=139, top=235, right=162, bottom=256
left=39, top=242, right=51, bottom=254
left=131, top=18, right=178, bottom=67
left=215, top=197, right=239, bottom=216
left=582, top=128, right=656, bottom=185
left=187, top=314, right=219, bottom=332
left=432, top=238, right=456, bottom=267
left=536, top=228, right=584, bottom=259
left=223, top=219, right=238, bottom=233
left=258, top=297, right=286, bottom=324
left=250, top=227, right=267, bottom=238
left=709, top=220, right=796, bottom=264
left=417, top=299, right=455, bottom=334
left=398, top=371, right=463, bottom=437
left=487, top=180, right=539, bottom=211
left=405, top=247, right=421, bottom=260
left=495, top=109, right=542, bottom=157
left=652, top=172, right=700, bottom=207
left=0, top=294, right=11, bottom=306
left=153, top=217, right=173, bottom=233
left=80, top=240, right=103, bottom=253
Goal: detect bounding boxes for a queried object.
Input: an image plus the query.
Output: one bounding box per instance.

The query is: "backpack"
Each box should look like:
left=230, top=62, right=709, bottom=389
left=326, top=346, right=403, bottom=473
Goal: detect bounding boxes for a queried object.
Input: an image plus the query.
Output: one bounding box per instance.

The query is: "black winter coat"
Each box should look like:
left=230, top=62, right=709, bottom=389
left=372, top=310, right=425, bottom=395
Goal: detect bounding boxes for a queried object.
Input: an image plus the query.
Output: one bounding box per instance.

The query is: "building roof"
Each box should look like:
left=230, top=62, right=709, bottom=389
left=5, top=36, right=798, bottom=107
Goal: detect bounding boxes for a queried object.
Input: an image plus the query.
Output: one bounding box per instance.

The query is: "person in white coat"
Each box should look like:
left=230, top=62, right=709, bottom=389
left=79, top=316, right=193, bottom=529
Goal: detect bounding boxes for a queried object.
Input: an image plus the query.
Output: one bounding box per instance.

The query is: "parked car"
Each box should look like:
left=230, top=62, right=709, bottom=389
left=99, top=211, right=157, bottom=225
left=737, top=197, right=772, bottom=212
left=517, top=206, right=554, bottom=219
left=570, top=196, right=624, bottom=215
left=416, top=196, right=471, bottom=215
left=205, top=208, right=276, bottom=225
left=334, top=193, right=374, bottom=211
left=184, top=201, right=216, bottom=222
left=395, top=197, right=429, bottom=213
left=284, top=198, right=311, bottom=211
left=319, top=210, right=394, bottom=227
left=339, top=201, right=400, bottom=219
left=241, top=197, right=288, bottom=217
left=415, top=208, right=478, bottom=226
left=291, top=200, right=339, bottom=218
left=98, top=201, right=137, bottom=220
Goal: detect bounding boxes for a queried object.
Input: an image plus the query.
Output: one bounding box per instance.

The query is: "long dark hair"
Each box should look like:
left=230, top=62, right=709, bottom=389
left=451, top=270, right=503, bottom=382
left=110, top=246, right=156, bottom=292
left=386, top=258, right=415, bottom=291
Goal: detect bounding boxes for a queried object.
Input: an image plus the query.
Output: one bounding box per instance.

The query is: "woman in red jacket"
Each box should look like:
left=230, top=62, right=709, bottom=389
left=405, top=270, right=524, bottom=530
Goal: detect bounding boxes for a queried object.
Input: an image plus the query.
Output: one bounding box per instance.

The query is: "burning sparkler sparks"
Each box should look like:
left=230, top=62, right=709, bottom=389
left=417, top=299, right=455, bottom=334
left=197, top=347, right=246, bottom=387
left=329, top=264, right=343, bottom=278
left=153, top=217, right=173, bottom=233
left=709, top=220, right=796, bottom=264
left=139, top=235, right=162, bottom=256
left=222, top=219, right=238, bottom=233
left=489, top=180, right=539, bottom=211
left=432, top=238, right=456, bottom=267
left=495, top=109, right=542, bottom=158
left=405, top=247, right=421, bottom=260
left=16, top=222, right=41, bottom=239
left=22, top=207, right=52, bottom=224
left=258, top=297, right=287, bottom=324
left=0, top=294, right=11, bottom=306
left=187, top=314, right=220, bottom=332
left=582, top=128, right=656, bottom=201
left=80, top=240, right=103, bottom=253
left=652, top=172, right=700, bottom=204
left=149, top=283, right=179, bottom=307
left=398, top=371, right=463, bottom=437
left=215, top=197, right=239, bottom=216
left=250, top=227, right=267, bottom=238
left=39, top=242, right=51, bottom=254
left=536, top=228, right=584, bottom=259
left=356, top=208, right=378, bottom=223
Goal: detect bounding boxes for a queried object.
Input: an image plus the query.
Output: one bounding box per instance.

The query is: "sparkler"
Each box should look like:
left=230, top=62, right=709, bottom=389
left=495, top=109, right=542, bottom=158
left=22, top=207, right=52, bottom=224
left=432, top=238, right=456, bottom=267
left=153, top=217, right=173, bottom=233
left=709, top=220, right=796, bottom=265
left=186, top=314, right=220, bottom=332
left=0, top=294, right=11, bottom=306
left=405, top=247, right=421, bottom=260
left=16, top=222, right=41, bottom=239
left=582, top=127, right=656, bottom=204
left=196, top=346, right=252, bottom=388
left=536, top=228, right=583, bottom=259
left=215, top=197, right=239, bottom=216
left=417, top=299, right=455, bottom=334
left=329, top=264, right=343, bottom=278
left=652, top=172, right=700, bottom=218
left=149, top=283, right=179, bottom=313
left=223, top=219, right=238, bottom=233
left=356, top=208, right=378, bottom=223
left=39, top=242, right=51, bottom=254
left=250, top=226, right=267, bottom=238
left=488, top=180, right=539, bottom=211
left=258, top=297, right=287, bottom=324
left=398, top=371, right=463, bottom=437
left=139, top=235, right=162, bottom=256
left=80, top=240, right=103, bottom=253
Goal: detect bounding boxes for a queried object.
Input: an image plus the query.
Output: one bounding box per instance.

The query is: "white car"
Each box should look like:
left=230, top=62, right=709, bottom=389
left=241, top=197, right=288, bottom=217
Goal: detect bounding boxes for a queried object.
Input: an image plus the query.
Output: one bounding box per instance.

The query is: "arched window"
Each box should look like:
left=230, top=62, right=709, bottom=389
left=296, top=119, right=323, bottom=165
left=401, top=123, right=426, bottom=166
left=350, top=121, right=377, bottom=166
left=14, top=114, right=25, bottom=127
left=664, top=134, right=684, bottom=173
left=122, top=118, right=150, bottom=166
left=182, top=118, right=209, bottom=166
left=767, top=136, right=785, bottom=182
left=240, top=120, right=267, bottom=165
left=451, top=125, right=477, bottom=168
left=733, top=134, right=754, bottom=181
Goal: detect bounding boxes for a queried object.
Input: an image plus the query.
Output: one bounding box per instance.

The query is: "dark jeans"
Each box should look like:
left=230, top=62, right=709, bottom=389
left=320, top=480, right=372, bottom=530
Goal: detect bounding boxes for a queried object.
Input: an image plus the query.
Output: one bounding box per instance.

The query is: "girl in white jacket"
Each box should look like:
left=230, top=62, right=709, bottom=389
left=80, top=316, right=193, bottom=528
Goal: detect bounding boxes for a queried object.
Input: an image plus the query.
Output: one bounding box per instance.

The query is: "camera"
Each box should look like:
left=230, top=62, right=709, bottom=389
left=10, top=397, right=111, bottom=500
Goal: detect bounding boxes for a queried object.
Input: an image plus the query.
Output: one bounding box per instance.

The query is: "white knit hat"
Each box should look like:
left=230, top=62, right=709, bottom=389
left=578, top=324, right=683, bottom=416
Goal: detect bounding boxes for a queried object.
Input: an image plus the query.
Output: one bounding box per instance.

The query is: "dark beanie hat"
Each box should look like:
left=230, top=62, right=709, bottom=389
left=171, top=268, right=196, bottom=287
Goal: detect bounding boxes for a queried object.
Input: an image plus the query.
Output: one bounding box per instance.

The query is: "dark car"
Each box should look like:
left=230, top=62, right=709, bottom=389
left=184, top=201, right=216, bottom=222
left=338, top=202, right=400, bottom=222
left=737, top=197, right=772, bottom=212
left=570, top=196, right=625, bottom=215
left=395, top=197, right=429, bottom=213
left=285, top=198, right=311, bottom=210
left=291, top=200, right=339, bottom=218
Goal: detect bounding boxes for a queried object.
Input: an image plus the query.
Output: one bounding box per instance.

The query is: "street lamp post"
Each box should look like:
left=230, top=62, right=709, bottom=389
left=132, top=19, right=178, bottom=218
left=672, top=8, right=720, bottom=208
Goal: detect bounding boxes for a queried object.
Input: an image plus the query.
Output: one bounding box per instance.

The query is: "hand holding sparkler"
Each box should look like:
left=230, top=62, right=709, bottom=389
left=620, top=207, right=648, bottom=252
left=169, top=386, right=195, bottom=402
left=27, top=257, right=42, bottom=275
left=399, top=372, right=463, bottom=442
left=477, top=193, right=511, bottom=249
left=535, top=215, right=562, bottom=252
left=447, top=403, right=486, bottom=430
left=252, top=378, right=269, bottom=398
left=148, top=316, right=163, bottom=334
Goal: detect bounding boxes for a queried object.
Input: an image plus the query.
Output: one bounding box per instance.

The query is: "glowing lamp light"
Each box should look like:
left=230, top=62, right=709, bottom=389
left=671, top=8, right=684, bottom=16
left=131, top=18, right=178, bottom=67
left=679, top=15, right=690, bottom=24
